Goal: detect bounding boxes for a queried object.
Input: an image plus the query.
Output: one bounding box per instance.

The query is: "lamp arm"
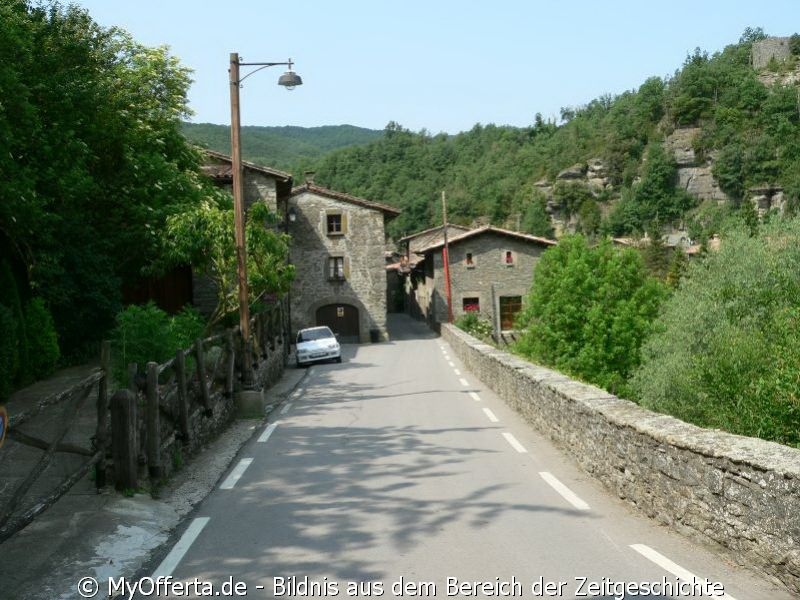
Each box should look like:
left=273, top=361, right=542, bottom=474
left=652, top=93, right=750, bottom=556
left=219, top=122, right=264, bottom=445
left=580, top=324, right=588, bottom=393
left=236, top=60, right=294, bottom=85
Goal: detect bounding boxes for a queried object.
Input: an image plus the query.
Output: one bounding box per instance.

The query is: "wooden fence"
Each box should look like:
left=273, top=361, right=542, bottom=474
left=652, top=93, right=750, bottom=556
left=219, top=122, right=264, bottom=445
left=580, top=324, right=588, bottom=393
left=0, top=342, right=110, bottom=543
left=111, top=304, right=286, bottom=491
left=0, top=303, right=286, bottom=540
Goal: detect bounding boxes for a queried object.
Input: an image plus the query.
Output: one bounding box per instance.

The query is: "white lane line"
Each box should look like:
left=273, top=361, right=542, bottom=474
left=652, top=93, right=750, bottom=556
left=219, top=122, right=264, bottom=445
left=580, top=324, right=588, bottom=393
left=630, top=545, right=738, bottom=600
left=448, top=361, right=455, bottom=367
left=454, top=369, right=461, bottom=376
left=152, top=517, right=210, bottom=577
left=220, top=458, right=253, bottom=489
left=539, top=471, right=590, bottom=511
left=482, top=408, right=499, bottom=422
left=258, top=422, right=278, bottom=443
left=502, top=432, right=527, bottom=453
left=459, top=378, right=469, bottom=386
left=291, top=388, right=303, bottom=399
left=469, top=392, right=481, bottom=402
left=280, top=403, right=292, bottom=415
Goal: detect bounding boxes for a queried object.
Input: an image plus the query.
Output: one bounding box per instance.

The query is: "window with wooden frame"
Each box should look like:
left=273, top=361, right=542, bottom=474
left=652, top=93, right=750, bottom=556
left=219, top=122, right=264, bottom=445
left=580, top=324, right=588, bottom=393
left=499, top=296, right=522, bottom=330
left=502, top=249, right=516, bottom=266
left=464, top=251, right=475, bottom=268
left=326, top=212, right=347, bottom=236
left=327, top=256, right=346, bottom=281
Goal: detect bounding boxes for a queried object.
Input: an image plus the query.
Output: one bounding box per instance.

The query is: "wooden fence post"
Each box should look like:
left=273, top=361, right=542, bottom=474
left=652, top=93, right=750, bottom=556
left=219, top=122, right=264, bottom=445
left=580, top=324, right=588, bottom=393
left=127, top=363, right=138, bottom=393
left=95, top=340, right=110, bottom=489
left=225, top=329, right=236, bottom=398
left=146, top=362, right=161, bottom=481
left=110, top=390, right=138, bottom=491
left=175, top=348, right=190, bottom=444
left=194, top=338, right=212, bottom=415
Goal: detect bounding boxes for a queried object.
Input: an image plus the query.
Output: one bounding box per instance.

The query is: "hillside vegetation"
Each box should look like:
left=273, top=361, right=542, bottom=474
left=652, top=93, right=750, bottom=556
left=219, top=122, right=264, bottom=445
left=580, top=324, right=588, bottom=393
left=287, top=29, right=800, bottom=241
left=181, top=123, right=382, bottom=171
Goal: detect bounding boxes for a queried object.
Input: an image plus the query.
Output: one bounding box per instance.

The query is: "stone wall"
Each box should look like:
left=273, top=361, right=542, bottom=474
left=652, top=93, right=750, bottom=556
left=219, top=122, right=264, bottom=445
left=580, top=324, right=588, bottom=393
left=441, top=324, right=800, bottom=594
left=429, top=233, right=548, bottom=326
left=288, top=190, right=389, bottom=342
left=753, top=37, right=792, bottom=70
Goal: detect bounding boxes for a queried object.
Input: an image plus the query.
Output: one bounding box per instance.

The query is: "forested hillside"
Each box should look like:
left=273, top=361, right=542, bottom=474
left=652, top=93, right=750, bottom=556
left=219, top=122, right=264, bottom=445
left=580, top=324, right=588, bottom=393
left=181, top=123, right=382, bottom=170
left=290, top=29, right=800, bottom=241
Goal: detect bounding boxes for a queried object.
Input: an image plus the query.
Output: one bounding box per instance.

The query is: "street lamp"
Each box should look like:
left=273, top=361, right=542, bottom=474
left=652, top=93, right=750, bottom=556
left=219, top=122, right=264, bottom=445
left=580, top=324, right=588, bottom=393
left=229, top=52, right=302, bottom=386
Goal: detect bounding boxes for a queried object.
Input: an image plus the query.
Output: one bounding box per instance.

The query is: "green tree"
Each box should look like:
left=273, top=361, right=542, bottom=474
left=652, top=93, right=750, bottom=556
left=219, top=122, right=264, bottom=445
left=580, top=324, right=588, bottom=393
left=514, top=236, right=667, bottom=393
left=520, top=192, right=554, bottom=238
left=631, top=218, right=800, bottom=446
left=160, top=198, right=294, bottom=325
left=0, top=2, right=212, bottom=357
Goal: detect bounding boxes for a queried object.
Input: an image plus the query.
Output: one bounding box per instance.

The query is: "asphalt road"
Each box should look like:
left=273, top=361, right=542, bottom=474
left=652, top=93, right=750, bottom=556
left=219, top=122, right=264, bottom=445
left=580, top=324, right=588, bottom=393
left=132, top=315, right=792, bottom=600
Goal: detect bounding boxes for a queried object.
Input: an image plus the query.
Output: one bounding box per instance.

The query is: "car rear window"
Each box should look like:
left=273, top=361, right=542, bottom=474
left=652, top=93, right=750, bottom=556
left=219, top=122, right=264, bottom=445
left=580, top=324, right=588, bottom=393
left=297, top=328, right=333, bottom=342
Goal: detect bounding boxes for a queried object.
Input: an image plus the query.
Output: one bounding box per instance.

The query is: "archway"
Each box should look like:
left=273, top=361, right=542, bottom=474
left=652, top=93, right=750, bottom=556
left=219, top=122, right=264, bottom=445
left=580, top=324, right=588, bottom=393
left=316, top=304, right=360, bottom=343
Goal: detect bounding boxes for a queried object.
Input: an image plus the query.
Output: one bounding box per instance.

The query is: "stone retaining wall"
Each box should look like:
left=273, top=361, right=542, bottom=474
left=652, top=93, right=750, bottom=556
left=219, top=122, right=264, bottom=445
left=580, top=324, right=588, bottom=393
left=442, top=324, right=800, bottom=594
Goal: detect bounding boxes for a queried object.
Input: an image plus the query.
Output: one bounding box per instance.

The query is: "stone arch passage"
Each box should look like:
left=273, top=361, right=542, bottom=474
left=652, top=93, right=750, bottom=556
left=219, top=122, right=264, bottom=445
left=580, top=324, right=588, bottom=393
left=316, top=303, right=360, bottom=343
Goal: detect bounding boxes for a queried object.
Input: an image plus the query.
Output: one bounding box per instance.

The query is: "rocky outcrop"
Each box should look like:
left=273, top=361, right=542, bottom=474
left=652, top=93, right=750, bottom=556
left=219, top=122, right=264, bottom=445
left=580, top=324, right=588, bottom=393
left=665, top=127, right=729, bottom=203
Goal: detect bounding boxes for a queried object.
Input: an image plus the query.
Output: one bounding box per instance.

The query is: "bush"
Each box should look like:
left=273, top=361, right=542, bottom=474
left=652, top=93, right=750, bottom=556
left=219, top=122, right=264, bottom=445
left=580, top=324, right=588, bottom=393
left=630, top=219, right=800, bottom=446
left=455, top=311, right=493, bottom=340
left=111, top=302, right=206, bottom=386
left=24, top=297, right=60, bottom=379
left=0, top=260, right=29, bottom=385
left=0, top=305, right=17, bottom=401
left=514, top=236, right=667, bottom=394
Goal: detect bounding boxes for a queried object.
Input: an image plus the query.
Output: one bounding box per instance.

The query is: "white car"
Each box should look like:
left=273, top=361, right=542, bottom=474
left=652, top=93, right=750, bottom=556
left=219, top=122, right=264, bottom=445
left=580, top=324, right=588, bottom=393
left=295, top=326, right=342, bottom=367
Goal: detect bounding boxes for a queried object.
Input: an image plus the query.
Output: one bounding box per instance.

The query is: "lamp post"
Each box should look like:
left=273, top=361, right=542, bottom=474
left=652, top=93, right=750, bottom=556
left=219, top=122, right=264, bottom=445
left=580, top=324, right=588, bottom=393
left=229, top=52, right=302, bottom=386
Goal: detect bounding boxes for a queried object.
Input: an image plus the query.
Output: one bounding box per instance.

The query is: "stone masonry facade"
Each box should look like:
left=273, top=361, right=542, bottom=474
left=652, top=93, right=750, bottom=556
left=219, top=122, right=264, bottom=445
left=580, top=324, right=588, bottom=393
left=288, top=185, right=398, bottom=343
left=421, top=227, right=555, bottom=329
left=442, top=324, right=800, bottom=595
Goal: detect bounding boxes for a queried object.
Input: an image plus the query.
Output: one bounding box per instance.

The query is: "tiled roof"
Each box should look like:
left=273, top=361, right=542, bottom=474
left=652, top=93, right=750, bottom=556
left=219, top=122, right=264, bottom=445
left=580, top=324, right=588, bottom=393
left=398, top=224, right=471, bottom=244
left=200, top=149, right=292, bottom=182
left=290, top=183, right=401, bottom=216
left=416, top=225, right=557, bottom=254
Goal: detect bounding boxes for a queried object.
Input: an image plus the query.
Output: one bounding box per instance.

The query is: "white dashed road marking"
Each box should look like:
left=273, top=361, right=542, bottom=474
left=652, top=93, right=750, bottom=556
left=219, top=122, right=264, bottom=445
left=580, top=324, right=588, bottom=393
left=258, top=422, right=278, bottom=443
left=280, top=403, right=292, bottom=415
left=539, top=471, right=590, bottom=511
left=469, top=392, right=481, bottom=402
left=482, top=408, right=499, bottom=422
left=459, top=378, right=469, bottom=386
left=454, top=369, right=461, bottom=376
left=502, top=432, right=527, bottom=453
left=152, top=517, right=209, bottom=578
left=629, top=545, right=738, bottom=600
left=220, top=458, right=253, bottom=489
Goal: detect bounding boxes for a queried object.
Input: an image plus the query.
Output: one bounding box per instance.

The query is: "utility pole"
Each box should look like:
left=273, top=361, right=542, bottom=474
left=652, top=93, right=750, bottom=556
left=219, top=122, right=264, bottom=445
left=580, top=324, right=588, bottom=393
left=229, top=52, right=253, bottom=386
left=441, top=191, right=454, bottom=323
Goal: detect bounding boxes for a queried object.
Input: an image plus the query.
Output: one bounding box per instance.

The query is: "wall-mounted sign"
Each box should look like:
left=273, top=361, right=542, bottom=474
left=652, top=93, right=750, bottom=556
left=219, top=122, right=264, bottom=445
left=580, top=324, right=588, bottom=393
left=337, top=307, right=344, bottom=318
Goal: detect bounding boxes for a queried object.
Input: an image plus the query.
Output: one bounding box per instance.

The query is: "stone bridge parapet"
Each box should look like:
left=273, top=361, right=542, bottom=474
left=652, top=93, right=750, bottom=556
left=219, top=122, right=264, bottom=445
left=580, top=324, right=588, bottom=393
left=441, top=324, right=800, bottom=595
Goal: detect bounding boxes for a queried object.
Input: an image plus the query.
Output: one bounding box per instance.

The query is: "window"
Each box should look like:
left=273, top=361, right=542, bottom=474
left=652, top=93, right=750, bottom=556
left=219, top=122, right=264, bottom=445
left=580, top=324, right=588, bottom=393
left=326, top=213, right=345, bottom=235
left=465, top=252, right=475, bottom=268
left=462, top=297, right=480, bottom=312
left=503, top=250, right=515, bottom=266
left=499, top=296, right=522, bottom=330
left=328, top=256, right=345, bottom=281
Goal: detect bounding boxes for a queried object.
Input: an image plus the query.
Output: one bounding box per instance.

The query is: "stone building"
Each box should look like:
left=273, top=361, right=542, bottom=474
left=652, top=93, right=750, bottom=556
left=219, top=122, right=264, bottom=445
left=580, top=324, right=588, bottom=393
left=287, top=182, right=400, bottom=343
left=410, top=225, right=556, bottom=332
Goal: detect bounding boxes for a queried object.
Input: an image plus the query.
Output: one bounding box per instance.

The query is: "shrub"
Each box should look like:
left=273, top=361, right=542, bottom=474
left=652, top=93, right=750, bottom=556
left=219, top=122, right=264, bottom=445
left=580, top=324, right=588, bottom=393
left=24, top=298, right=61, bottom=380
left=0, top=305, right=17, bottom=401
left=455, top=311, right=493, bottom=340
left=514, top=235, right=667, bottom=394
left=111, top=302, right=206, bottom=386
left=630, top=219, right=800, bottom=446
left=0, top=260, right=29, bottom=385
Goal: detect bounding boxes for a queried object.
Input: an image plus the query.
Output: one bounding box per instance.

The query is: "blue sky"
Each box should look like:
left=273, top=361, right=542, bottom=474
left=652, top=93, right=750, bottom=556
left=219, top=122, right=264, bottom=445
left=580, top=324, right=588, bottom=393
left=71, top=0, right=799, bottom=134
